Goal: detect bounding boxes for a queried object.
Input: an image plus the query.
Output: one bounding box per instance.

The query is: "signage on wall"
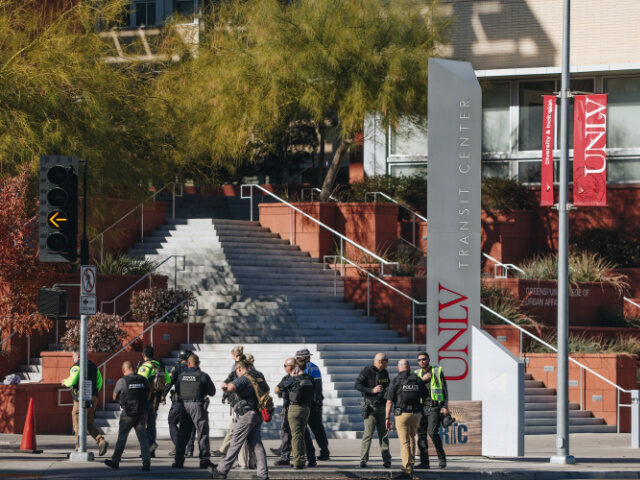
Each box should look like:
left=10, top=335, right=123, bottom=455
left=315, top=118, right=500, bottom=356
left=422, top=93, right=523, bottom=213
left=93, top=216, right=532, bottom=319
left=427, top=58, right=482, bottom=401
left=573, top=94, right=608, bottom=206
left=425, top=400, right=482, bottom=455
left=541, top=95, right=556, bottom=206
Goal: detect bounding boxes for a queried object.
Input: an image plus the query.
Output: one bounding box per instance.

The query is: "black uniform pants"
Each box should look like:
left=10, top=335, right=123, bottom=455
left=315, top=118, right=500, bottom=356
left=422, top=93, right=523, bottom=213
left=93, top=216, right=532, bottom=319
left=278, top=407, right=316, bottom=462
left=307, top=402, right=329, bottom=455
left=168, top=401, right=195, bottom=453
left=111, top=412, right=150, bottom=465
left=175, top=401, right=211, bottom=466
left=417, top=409, right=446, bottom=463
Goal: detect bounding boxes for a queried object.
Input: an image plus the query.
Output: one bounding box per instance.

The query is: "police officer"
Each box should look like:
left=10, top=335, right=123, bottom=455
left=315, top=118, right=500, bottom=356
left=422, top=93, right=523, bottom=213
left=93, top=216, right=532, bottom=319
left=173, top=353, right=216, bottom=469
left=414, top=352, right=448, bottom=469
left=210, top=359, right=269, bottom=480
left=163, top=349, right=196, bottom=457
left=355, top=352, right=391, bottom=468
left=278, top=360, right=316, bottom=469
left=61, top=350, right=108, bottom=456
left=385, top=359, right=427, bottom=480
left=295, top=348, right=330, bottom=460
left=136, top=345, right=170, bottom=456
left=213, top=345, right=245, bottom=457
left=104, top=361, right=151, bottom=471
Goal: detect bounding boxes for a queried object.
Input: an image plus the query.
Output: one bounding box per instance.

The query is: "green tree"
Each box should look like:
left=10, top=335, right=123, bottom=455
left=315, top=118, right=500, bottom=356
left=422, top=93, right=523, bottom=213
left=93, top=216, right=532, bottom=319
left=154, top=0, right=445, bottom=198
left=0, top=0, right=171, bottom=194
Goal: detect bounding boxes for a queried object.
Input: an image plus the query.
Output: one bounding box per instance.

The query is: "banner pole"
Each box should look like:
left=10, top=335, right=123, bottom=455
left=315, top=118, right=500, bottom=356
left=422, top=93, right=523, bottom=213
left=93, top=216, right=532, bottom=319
left=551, top=0, right=575, bottom=465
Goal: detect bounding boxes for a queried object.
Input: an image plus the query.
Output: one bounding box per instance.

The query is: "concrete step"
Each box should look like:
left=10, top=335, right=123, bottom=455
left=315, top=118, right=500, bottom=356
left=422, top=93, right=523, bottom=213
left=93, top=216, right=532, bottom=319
left=524, top=417, right=605, bottom=427
left=525, top=424, right=617, bottom=435
left=525, top=402, right=581, bottom=411
left=525, top=410, right=593, bottom=418
left=524, top=387, right=556, bottom=396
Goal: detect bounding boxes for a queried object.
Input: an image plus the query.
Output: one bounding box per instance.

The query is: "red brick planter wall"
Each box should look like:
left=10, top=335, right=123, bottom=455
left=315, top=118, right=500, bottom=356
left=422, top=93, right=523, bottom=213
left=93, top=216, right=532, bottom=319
left=483, top=278, right=624, bottom=326
left=336, top=203, right=399, bottom=259
left=524, top=353, right=637, bottom=432
left=481, top=210, right=536, bottom=273
left=0, top=383, right=74, bottom=434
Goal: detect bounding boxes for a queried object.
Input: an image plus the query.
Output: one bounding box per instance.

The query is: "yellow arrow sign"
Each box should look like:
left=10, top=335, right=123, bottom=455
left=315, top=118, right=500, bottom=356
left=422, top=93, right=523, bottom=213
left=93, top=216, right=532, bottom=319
left=47, top=211, right=68, bottom=229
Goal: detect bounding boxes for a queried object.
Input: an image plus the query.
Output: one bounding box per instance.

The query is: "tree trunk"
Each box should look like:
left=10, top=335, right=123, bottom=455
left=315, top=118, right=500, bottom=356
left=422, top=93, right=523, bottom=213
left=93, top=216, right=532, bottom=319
left=319, top=138, right=350, bottom=202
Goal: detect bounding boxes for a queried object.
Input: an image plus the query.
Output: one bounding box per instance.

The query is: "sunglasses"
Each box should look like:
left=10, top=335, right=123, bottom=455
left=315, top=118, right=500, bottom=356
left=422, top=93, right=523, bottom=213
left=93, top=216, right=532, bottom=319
left=418, top=358, right=428, bottom=362
left=284, top=364, right=294, bottom=367
left=380, top=358, right=389, bottom=362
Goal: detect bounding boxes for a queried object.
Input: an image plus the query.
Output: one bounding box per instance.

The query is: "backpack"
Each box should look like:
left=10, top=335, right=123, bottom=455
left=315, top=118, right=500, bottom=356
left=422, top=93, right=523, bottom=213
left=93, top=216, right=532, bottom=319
left=245, top=371, right=275, bottom=422
left=149, top=361, right=166, bottom=394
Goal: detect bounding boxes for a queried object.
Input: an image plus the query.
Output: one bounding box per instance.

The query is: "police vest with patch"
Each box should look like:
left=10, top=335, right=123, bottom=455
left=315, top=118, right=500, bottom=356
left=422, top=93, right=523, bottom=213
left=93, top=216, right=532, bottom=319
left=414, top=366, right=444, bottom=404
left=179, top=370, right=203, bottom=402
left=288, top=373, right=315, bottom=406
left=120, top=374, right=148, bottom=417
left=397, top=373, right=423, bottom=412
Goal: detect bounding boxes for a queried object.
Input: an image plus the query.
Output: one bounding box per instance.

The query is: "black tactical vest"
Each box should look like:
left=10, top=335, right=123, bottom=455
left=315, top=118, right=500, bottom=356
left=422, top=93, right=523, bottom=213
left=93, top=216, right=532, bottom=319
left=288, top=373, right=315, bottom=406
left=120, top=374, right=148, bottom=417
left=179, top=370, right=203, bottom=402
left=397, top=373, right=422, bottom=412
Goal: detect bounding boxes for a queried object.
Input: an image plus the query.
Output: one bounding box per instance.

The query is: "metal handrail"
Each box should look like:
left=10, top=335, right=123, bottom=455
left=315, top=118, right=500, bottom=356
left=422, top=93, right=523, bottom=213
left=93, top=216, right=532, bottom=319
left=480, top=303, right=636, bottom=435
left=482, top=252, right=525, bottom=278
left=99, top=255, right=186, bottom=319
left=324, top=255, right=426, bottom=344
left=89, top=181, right=183, bottom=263
left=97, top=299, right=192, bottom=409
left=242, top=184, right=398, bottom=275
left=365, top=191, right=428, bottom=223
left=300, top=187, right=338, bottom=202
left=624, top=297, right=640, bottom=310
left=0, top=331, right=17, bottom=348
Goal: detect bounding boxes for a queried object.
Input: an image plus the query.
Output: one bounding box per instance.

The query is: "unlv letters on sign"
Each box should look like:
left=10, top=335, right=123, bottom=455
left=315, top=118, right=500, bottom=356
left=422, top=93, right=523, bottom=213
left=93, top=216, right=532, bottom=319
left=427, top=59, right=481, bottom=400
left=573, top=94, right=607, bottom=206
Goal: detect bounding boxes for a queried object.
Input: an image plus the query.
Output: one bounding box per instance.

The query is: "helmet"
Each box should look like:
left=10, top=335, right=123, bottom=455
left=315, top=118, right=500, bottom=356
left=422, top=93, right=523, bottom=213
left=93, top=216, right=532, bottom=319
left=178, top=349, right=192, bottom=361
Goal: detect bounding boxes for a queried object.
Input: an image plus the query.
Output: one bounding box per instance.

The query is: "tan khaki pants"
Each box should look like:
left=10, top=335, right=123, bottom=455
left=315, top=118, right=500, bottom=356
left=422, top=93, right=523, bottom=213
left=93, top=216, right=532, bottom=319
left=395, top=412, right=421, bottom=474
left=72, top=398, right=104, bottom=450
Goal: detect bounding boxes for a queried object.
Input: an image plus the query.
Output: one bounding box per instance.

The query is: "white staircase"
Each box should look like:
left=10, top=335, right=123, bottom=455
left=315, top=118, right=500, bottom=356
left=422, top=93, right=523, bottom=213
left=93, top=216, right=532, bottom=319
left=15, top=358, right=42, bottom=383
left=524, top=373, right=616, bottom=434
left=93, top=216, right=417, bottom=437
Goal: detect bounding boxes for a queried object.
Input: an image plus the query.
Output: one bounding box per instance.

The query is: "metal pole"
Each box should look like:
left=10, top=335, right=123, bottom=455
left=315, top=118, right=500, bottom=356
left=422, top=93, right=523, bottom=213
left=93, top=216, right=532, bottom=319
left=70, top=313, right=93, bottom=461
left=551, top=0, right=575, bottom=465
left=80, top=160, right=89, bottom=265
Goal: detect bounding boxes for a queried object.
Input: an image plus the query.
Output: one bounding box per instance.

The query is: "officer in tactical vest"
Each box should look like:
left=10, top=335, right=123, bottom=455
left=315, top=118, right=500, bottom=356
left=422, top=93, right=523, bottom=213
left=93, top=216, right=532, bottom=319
left=280, top=362, right=316, bottom=469
left=173, top=353, right=216, bottom=469
left=62, top=350, right=108, bottom=456
left=163, top=349, right=196, bottom=457
left=274, top=358, right=316, bottom=467
left=136, top=345, right=171, bottom=456
left=355, top=352, right=391, bottom=468
left=385, top=359, right=427, bottom=480
left=105, top=361, right=151, bottom=471
left=414, top=352, right=449, bottom=469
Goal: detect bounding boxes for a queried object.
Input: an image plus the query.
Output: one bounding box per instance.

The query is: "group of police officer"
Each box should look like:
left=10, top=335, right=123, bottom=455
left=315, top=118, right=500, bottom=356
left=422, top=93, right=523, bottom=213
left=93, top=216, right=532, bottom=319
left=356, top=351, right=449, bottom=479
left=64, top=343, right=447, bottom=479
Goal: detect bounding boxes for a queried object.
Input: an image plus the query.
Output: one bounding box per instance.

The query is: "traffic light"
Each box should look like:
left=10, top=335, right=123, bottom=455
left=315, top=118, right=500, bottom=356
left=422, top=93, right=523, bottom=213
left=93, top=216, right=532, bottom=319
left=39, top=156, right=79, bottom=263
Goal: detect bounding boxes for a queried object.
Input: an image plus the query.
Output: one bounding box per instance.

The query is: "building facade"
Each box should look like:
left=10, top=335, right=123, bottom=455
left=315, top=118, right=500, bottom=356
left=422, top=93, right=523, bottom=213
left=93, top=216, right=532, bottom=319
left=364, top=0, right=640, bottom=184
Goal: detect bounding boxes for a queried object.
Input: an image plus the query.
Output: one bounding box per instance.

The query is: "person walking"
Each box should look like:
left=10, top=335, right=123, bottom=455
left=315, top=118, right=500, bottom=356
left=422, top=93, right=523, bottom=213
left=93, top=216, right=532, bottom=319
left=385, top=359, right=427, bottom=480
left=61, top=350, right=108, bottom=456
left=213, top=345, right=245, bottom=458
left=163, top=349, right=196, bottom=457
left=295, top=348, right=330, bottom=460
left=210, top=359, right=269, bottom=480
left=136, top=345, right=170, bottom=456
left=414, top=352, right=449, bottom=469
left=172, top=353, right=216, bottom=469
left=104, top=361, right=151, bottom=471
left=355, top=352, right=391, bottom=468
left=274, top=358, right=316, bottom=467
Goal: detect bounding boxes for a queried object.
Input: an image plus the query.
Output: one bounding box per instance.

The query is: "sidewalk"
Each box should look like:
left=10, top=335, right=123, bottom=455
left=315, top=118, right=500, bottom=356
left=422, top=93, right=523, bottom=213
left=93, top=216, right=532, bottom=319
left=1, top=433, right=639, bottom=479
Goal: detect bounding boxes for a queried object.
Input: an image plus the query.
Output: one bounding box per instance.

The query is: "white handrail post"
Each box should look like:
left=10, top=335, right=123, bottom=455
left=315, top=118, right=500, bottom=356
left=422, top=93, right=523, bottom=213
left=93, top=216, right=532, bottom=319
left=289, top=209, right=293, bottom=246
left=617, top=389, right=621, bottom=434
left=580, top=367, right=584, bottom=410
left=340, top=239, right=344, bottom=276
left=632, top=390, right=640, bottom=447
left=172, top=183, right=176, bottom=220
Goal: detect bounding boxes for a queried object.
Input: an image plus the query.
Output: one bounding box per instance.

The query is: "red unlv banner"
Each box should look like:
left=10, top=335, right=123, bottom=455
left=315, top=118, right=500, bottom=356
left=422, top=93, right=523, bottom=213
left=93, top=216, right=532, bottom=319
left=541, top=95, right=555, bottom=206
left=573, top=94, right=607, bottom=206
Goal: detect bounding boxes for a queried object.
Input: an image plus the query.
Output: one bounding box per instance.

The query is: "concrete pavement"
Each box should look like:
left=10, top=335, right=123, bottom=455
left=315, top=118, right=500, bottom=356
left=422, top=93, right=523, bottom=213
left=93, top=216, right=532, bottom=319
left=1, top=433, right=640, bottom=479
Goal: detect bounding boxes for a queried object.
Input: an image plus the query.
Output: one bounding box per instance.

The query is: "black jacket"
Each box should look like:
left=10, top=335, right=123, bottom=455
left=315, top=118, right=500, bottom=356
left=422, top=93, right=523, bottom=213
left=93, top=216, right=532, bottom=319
left=354, top=365, right=390, bottom=407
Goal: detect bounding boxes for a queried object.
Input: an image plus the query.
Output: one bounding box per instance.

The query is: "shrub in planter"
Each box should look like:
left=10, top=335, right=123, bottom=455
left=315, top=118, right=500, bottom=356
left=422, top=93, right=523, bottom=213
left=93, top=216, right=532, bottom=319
left=481, top=177, right=535, bottom=213
left=61, top=313, right=126, bottom=352
left=97, top=254, right=158, bottom=276
left=130, top=288, right=195, bottom=323
left=480, top=281, right=530, bottom=325
left=339, top=174, right=427, bottom=213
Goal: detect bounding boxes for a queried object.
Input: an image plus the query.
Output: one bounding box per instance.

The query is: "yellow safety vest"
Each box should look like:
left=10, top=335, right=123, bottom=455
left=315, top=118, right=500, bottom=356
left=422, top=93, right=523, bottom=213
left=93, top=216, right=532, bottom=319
left=413, top=366, right=444, bottom=402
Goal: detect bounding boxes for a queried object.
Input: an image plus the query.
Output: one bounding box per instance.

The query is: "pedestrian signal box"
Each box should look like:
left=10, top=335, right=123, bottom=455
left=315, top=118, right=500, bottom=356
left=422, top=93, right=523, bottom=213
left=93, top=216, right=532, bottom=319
left=39, top=156, right=78, bottom=263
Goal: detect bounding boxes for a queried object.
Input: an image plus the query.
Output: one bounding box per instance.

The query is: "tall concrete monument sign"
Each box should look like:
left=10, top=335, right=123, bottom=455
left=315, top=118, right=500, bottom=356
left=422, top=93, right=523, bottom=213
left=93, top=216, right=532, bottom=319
left=427, top=58, right=481, bottom=400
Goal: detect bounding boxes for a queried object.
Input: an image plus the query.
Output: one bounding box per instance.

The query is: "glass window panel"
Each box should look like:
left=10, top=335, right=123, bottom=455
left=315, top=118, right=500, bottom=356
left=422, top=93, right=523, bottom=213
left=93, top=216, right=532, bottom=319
left=605, top=77, right=640, bottom=148
left=135, top=2, right=147, bottom=26
left=608, top=158, right=640, bottom=182
left=519, top=80, right=555, bottom=151
left=568, top=78, right=595, bottom=149
left=518, top=160, right=541, bottom=183
left=175, top=0, right=195, bottom=16
left=481, top=161, right=509, bottom=178
left=390, top=164, right=427, bottom=178
left=482, top=82, right=510, bottom=153
left=390, top=118, right=428, bottom=156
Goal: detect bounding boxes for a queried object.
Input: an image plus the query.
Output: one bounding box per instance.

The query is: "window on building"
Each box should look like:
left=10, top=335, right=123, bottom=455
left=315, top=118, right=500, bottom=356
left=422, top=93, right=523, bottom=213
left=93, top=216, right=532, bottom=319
left=482, top=82, right=510, bottom=153
left=518, top=80, right=555, bottom=151
left=175, top=0, right=196, bottom=16
left=135, top=1, right=156, bottom=26
left=389, top=118, right=428, bottom=157
left=605, top=76, right=640, bottom=149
